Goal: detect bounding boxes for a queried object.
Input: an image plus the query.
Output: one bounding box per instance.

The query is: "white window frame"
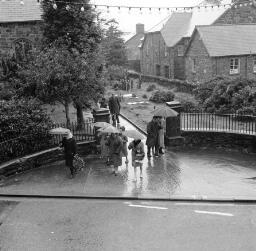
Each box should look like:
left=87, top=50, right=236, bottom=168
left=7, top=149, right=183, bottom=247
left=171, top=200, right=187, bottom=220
left=253, top=58, right=256, bottom=73
left=230, top=58, right=240, bottom=75
left=177, top=45, right=184, bottom=57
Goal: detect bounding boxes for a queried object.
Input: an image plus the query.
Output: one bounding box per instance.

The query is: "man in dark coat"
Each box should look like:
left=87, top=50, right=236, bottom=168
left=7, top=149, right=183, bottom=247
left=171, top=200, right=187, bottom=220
left=108, top=93, right=121, bottom=126
left=61, top=132, right=77, bottom=178
left=146, top=116, right=162, bottom=157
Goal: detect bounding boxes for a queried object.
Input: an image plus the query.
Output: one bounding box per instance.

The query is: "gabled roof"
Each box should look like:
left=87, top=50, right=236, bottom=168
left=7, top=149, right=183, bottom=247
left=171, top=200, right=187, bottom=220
left=0, top=0, right=42, bottom=23
left=139, top=31, right=161, bottom=50
left=160, top=8, right=226, bottom=47
left=190, top=24, right=256, bottom=57
left=160, top=13, right=192, bottom=47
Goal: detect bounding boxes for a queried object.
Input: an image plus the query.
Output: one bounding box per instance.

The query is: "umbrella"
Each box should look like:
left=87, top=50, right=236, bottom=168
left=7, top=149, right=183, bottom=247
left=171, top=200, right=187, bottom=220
left=49, top=127, right=70, bottom=135
left=152, top=107, right=178, bottom=117
left=100, top=125, right=120, bottom=134
left=93, top=122, right=111, bottom=128
left=122, top=130, right=145, bottom=140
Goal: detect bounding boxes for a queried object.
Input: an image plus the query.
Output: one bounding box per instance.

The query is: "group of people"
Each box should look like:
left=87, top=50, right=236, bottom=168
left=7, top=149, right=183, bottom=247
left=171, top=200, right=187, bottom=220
left=99, top=126, right=145, bottom=177
left=146, top=116, right=165, bottom=157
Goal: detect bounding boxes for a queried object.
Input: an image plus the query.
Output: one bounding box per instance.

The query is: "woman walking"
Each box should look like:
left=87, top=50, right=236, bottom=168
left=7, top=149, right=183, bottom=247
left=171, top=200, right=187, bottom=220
left=106, top=133, right=123, bottom=176
left=61, top=131, right=77, bottom=178
left=100, top=132, right=110, bottom=164
left=128, top=139, right=145, bottom=179
left=119, top=126, right=129, bottom=164
left=158, top=117, right=165, bottom=154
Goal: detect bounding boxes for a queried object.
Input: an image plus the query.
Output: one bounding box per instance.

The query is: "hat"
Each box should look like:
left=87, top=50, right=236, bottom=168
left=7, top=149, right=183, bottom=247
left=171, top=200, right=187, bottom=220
left=120, top=126, right=125, bottom=131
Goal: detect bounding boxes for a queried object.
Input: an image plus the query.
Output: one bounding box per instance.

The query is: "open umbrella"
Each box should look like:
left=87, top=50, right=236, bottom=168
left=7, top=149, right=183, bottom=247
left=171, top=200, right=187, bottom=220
left=49, top=127, right=70, bottom=135
left=93, top=122, right=111, bottom=128
left=100, top=125, right=120, bottom=134
left=122, top=130, right=145, bottom=140
left=152, top=107, right=178, bottom=117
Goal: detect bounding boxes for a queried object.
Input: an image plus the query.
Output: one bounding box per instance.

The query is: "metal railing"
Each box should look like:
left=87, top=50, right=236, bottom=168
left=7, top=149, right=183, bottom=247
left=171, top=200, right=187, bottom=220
left=181, top=112, right=256, bottom=135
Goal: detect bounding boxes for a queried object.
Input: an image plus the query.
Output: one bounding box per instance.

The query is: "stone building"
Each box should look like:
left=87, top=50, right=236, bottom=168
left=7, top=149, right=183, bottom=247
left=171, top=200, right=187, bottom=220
left=185, top=24, right=256, bottom=83
left=0, top=0, right=43, bottom=62
left=125, top=23, right=144, bottom=72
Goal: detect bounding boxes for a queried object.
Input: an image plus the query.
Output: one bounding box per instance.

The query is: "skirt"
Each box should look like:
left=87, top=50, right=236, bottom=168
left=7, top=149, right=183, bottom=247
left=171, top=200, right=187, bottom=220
left=110, top=153, right=122, bottom=167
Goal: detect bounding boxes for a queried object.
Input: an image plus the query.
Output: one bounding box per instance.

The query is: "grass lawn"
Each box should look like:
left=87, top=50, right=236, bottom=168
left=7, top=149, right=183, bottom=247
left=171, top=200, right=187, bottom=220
left=105, top=79, right=196, bottom=131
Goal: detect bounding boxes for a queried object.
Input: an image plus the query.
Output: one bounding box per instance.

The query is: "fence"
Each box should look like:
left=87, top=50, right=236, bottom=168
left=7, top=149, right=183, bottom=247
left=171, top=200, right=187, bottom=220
left=181, top=112, right=256, bottom=135
left=0, top=120, right=95, bottom=164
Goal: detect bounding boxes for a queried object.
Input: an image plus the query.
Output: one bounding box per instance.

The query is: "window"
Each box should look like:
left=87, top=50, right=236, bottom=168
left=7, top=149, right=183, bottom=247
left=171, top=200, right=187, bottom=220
left=164, top=45, right=168, bottom=57
left=164, top=65, right=170, bottom=78
left=191, top=58, right=196, bottom=73
left=156, top=64, right=161, bottom=76
left=230, top=58, right=240, bottom=74
left=177, top=45, right=184, bottom=57
left=13, top=38, right=32, bottom=62
left=253, top=58, right=256, bottom=73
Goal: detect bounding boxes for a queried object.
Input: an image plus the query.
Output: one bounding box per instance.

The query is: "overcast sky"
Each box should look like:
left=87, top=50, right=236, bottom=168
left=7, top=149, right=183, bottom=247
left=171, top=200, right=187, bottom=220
left=92, top=0, right=230, bottom=39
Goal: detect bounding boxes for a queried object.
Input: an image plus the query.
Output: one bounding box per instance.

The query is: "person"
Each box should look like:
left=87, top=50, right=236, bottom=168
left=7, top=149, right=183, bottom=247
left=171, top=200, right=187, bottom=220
left=119, top=126, right=129, bottom=164
left=100, top=97, right=108, bottom=108
left=158, top=117, right=165, bottom=154
left=106, top=133, right=123, bottom=176
left=146, top=116, right=162, bottom=158
left=100, top=132, right=110, bottom=164
left=108, top=93, right=121, bottom=126
left=128, top=139, right=145, bottom=179
left=61, top=131, right=77, bottom=178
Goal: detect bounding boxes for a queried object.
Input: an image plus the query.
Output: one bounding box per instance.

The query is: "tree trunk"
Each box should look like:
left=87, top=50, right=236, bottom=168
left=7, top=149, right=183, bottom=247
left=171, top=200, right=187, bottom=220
left=64, top=101, right=71, bottom=129
left=76, top=103, right=84, bottom=129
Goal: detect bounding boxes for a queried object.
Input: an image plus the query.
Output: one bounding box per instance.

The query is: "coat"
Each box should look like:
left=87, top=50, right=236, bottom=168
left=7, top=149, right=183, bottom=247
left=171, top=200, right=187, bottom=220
left=107, top=135, right=123, bottom=167
left=120, top=134, right=128, bottom=157
left=158, top=118, right=165, bottom=148
left=128, top=140, right=145, bottom=161
left=62, top=137, right=77, bottom=167
left=146, top=120, right=162, bottom=147
left=108, top=96, right=120, bottom=115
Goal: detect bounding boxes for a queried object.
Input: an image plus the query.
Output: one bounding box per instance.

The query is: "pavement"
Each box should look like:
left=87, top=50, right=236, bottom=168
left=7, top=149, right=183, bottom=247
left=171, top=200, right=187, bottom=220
left=0, top=117, right=256, bottom=200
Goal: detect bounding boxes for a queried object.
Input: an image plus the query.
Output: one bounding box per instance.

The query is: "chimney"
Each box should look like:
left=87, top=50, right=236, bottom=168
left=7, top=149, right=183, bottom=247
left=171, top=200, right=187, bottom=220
left=136, top=23, right=144, bottom=34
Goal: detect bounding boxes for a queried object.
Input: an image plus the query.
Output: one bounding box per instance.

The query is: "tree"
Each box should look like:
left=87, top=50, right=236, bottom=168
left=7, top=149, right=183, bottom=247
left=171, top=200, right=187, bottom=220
left=102, top=19, right=128, bottom=67
left=41, top=0, right=103, bottom=126
left=19, top=43, right=104, bottom=127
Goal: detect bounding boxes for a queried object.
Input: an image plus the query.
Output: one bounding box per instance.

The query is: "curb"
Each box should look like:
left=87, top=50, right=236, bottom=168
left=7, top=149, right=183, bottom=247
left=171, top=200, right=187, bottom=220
left=1, top=194, right=256, bottom=204
left=119, top=113, right=147, bottom=136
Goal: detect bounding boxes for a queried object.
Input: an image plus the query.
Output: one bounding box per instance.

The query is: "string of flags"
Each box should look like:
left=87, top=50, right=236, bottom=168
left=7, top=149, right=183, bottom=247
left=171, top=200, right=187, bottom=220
left=4, top=0, right=256, bottom=13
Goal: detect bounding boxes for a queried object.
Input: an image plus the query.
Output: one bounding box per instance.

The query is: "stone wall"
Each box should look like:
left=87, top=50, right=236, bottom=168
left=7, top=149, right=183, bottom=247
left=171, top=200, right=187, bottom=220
left=182, top=131, right=256, bottom=153
left=0, top=141, right=96, bottom=180
left=0, top=21, right=42, bottom=57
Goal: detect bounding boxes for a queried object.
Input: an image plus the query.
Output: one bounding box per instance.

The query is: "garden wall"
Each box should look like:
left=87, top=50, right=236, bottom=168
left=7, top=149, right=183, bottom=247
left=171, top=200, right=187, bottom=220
left=181, top=131, right=256, bottom=153
left=0, top=140, right=96, bottom=180
left=128, top=72, right=196, bottom=93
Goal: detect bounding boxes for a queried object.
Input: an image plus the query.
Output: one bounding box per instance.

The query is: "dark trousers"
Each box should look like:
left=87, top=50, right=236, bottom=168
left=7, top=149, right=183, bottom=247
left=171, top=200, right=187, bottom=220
left=112, top=113, right=120, bottom=125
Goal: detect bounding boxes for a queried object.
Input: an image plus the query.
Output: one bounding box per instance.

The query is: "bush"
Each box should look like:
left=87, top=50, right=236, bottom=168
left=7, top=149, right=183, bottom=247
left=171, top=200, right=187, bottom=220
left=142, top=94, right=147, bottom=99
left=179, top=100, right=200, bottom=112
left=149, top=90, right=175, bottom=103
left=146, top=84, right=156, bottom=92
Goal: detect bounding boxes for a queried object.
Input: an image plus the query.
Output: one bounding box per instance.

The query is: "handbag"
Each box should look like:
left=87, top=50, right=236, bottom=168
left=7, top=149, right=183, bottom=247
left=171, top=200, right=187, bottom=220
left=73, top=154, right=86, bottom=172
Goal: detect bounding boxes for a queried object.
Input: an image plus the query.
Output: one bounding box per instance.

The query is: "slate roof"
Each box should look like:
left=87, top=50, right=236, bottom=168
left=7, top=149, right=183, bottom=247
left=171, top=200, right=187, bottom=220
left=125, top=33, right=145, bottom=60
left=194, top=24, right=256, bottom=57
left=0, top=0, right=42, bottom=23
left=160, top=8, right=226, bottom=47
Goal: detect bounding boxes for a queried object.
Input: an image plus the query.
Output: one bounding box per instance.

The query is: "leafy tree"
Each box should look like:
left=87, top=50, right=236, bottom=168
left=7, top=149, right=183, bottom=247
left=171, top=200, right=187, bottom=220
left=18, top=43, right=103, bottom=127
left=41, top=0, right=103, bottom=126
left=102, top=19, right=128, bottom=67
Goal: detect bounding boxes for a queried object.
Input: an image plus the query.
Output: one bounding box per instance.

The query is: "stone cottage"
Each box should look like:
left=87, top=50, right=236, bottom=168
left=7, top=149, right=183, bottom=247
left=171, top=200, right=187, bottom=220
left=0, top=0, right=43, bottom=62
left=185, top=24, right=256, bottom=83
left=140, top=9, right=225, bottom=80
left=125, top=23, right=144, bottom=72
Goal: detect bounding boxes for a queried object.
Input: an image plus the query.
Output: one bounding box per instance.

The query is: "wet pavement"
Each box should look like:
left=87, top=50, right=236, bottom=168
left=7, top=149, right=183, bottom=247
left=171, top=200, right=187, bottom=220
left=0, top=117, right=256, bottom=200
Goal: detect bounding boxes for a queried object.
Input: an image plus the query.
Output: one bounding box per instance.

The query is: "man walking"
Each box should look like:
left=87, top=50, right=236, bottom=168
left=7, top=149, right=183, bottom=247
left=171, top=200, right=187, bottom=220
left=108, top=93, right=121, bottom=126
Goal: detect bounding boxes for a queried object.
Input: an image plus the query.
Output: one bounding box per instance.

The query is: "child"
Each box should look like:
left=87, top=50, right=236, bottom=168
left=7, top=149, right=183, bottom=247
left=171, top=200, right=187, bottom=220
left=119, top=126, right=129, bottom=164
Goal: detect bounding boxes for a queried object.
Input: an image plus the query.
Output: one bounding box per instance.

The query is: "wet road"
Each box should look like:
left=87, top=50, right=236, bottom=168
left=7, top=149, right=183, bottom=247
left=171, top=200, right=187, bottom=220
left=1, top=199, right=256, bottom=251
left=0, top=117, right=256, bottom=200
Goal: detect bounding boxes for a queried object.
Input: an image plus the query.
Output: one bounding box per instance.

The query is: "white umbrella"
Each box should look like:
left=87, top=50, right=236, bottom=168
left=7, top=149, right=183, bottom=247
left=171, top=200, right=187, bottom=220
left=49, top=127, right=70, bottom=135
left=152, top=107, right=178, bottom=117
left=100, top=125, right=120, bottom=134
left=122, top=130, right=145, bottom=140
left=94, top=122, right=112, bottom=128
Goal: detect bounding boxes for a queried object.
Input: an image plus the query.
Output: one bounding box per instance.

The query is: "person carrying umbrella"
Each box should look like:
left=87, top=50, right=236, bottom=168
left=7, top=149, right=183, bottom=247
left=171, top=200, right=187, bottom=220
left=119, top=126, right=129, bottom=164
left=61, top=131, right=77, bottom=178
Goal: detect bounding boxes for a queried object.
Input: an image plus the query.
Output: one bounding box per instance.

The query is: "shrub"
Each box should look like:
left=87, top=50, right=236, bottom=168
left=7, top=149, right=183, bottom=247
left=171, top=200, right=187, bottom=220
left=146, top=84, right=156, bottom=92
left=142, top=94, right=148, bottom=99
left=149, top=90, right=175, bottom=103
left=179, top=100, right=200, bottom=112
